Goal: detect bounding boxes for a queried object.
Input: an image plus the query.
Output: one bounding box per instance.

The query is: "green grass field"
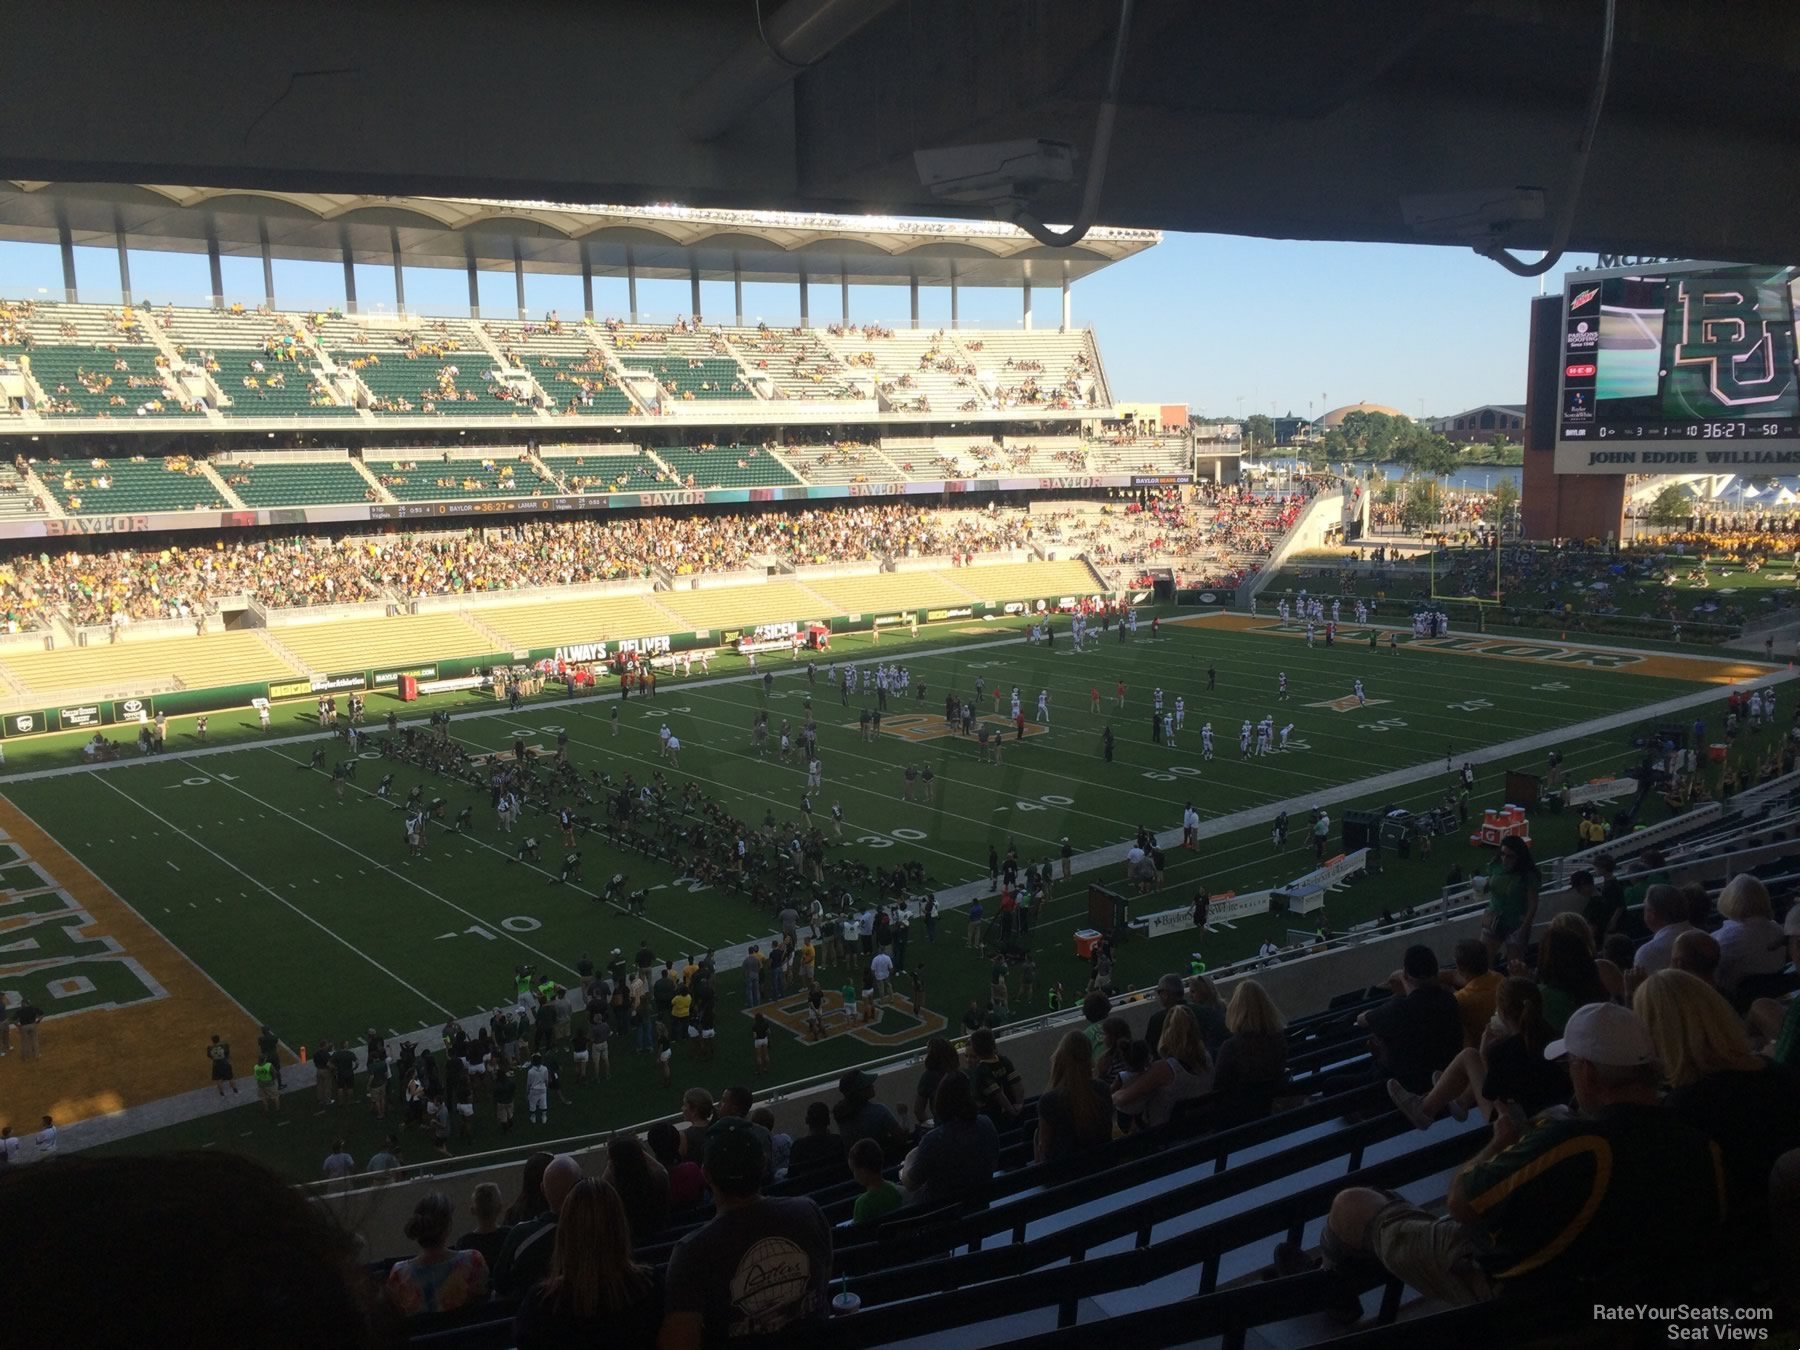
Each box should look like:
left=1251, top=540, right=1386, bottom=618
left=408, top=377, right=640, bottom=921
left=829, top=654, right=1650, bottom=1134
left=1, top=610, right=1780, bottom=1182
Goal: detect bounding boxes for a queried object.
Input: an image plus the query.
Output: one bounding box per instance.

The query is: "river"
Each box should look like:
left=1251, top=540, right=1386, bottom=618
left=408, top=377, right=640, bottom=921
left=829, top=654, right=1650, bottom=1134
left=1246, top=458, right=1522, bottom=493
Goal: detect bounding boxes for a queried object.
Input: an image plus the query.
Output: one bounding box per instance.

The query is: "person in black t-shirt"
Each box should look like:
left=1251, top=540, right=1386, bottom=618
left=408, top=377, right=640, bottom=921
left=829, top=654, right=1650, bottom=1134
left=786, top=1101, right=849, bottom=1181
left=1360, top=945, right=1462, bottom=1094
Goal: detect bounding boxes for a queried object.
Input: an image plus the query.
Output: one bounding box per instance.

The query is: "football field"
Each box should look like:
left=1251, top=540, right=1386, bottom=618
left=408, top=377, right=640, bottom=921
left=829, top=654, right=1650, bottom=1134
left=0, top=609, right=1781, bottom=1178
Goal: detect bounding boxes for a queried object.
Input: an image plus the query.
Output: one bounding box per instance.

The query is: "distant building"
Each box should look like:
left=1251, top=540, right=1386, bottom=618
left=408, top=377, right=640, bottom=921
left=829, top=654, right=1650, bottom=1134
left=1112, top=402, right=1190, bottom=435
left=1429, top=404, right=1525, bottom=443
left=1273, top=416, right=1313, bottom=446
left=1317, top=401, right=1407, bottom=428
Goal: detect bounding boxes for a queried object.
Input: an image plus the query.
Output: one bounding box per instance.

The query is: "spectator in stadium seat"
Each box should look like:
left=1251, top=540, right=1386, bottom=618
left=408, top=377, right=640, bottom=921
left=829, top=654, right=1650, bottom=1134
left=1388, top=977, right=1568, bottom=1130
left=911, top=1036, right=960, bottom=1128
left=1094, top=1015, right=1136, bottom=1089
left=1034, top=1031, right=1112, bottom=1162
left=386, top=1191, right=490, bottom=1317
left=3, top=1151, right=384, bottom=1349
left=902, top=1070, right=1000, bottom=1206
left=967, top=1028, right=1024, bottom=1127
left=1080, top=989, right=1112, bottom=1050
left=1358, top=945, right=1463, bottom=1094
left=713, top=1085, right=774, bottom=1184
left=831, top=1068, right=907, bottom=1160
left=456, top=1181, right=510, bottom=1271
left=787, top=1101, right=850, bottom=1182
left=850, top=1137, right=904, bottom=1226
left=1672, top=929, right=1722, bottom=985
left=602, top=1135, right=671, bottom=1246
left=492, top=1152, right=583, bottom=1298
left=1630, top=884, right=1696, bottom=986
left=504, top=1151, right=554, bottom=1226
left=1141, top=974, right=1187, bottom=1056
left=1570, top=869, right=1620, bottom=946
left=660, top=1116, right=832, bottom=1348
left=677, top=1087, right=716, bottom=1160
left=647, top=1121, right=704, bottom=1211
left=1712, top=874, right=1791, bottom=1000
left=514, top=1179, right=661, bottom=1350
left=1182, top=974, right=1231, bottom=1056
left=1446, top=939, right=1503, bottom=1048
left=1635, top=969, right=1800, bottom=1224
left=1112, top=1005, right=1214, bottom=1127
left=1308, top=1003, right=1725, bottom=1306
left=1747, top=904, right=1800, bottom=1065
left=1534, top=918, right=1614, bottom=1034
left=1211, top=980, right=1289, bottom=1124
left=1680, top=879, right=1714, bottom=929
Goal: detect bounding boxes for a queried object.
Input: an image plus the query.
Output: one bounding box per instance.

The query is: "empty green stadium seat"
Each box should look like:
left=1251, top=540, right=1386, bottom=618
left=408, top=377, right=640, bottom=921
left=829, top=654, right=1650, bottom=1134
left=217, top=461, right=374, bottom=508
left=37, top=457, right=229, bottom=514
left=655, top=445, right=800, bottom=489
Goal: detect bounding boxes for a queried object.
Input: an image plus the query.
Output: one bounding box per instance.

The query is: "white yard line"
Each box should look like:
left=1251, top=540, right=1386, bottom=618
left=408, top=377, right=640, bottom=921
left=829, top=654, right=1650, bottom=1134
left=185, top=761, right=597, bottom=982
left=266, top=748, right=712, bottom=956
left=92, top=773, right=455, bottom=1016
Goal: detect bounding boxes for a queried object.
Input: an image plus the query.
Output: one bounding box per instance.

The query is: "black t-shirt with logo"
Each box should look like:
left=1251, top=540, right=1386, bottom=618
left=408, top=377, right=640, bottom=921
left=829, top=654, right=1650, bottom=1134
left=665, top=1197, right=831, bottom=1340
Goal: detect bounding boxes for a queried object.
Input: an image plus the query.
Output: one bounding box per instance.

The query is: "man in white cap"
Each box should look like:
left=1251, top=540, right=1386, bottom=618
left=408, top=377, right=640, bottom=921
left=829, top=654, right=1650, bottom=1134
left=1297, top=1002, right=1724, bottom=1306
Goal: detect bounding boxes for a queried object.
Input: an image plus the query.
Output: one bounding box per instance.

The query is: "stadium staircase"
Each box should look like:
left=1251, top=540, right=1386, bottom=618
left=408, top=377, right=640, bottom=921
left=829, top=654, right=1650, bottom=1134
left=211, top=452, right=390, bottom=508
left=649, top=444, right=802, bottom=490
left=2, top=303, right=202, bottom=420
left=362, top=449, right=562, bottom=504
left=2, top=463, right=59, bottom=518
left=779, top=442, right=908, bottom=485
left=818, top=330, right=988, bottom=415
left=596, top=324, right=761, bottom=407
left=192, top=461, right=245, bottom=508
left=483, top=320, right=640, bottom=417
left=722, top=325, right=871, bottom=403
left=963, top=330, right=1105, bottom=410
left=536, top=447, right=667, bottom=494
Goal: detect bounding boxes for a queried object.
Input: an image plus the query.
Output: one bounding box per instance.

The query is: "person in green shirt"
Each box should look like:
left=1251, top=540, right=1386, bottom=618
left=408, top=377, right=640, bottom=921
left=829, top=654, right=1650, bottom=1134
left=849, top=1138, right=903, bottom=1225
left=253, top=1057, right=278, bottom=1114
left=1481, top=835, right=1539, bottom=960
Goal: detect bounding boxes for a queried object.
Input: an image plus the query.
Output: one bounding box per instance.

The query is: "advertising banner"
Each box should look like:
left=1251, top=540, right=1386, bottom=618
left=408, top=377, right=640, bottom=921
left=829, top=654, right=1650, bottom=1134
left=1279, top=849, right=1370, bottom=897
left=56, top=703, right=112, bottom=731
left=0, top=709, right=54, bottom=737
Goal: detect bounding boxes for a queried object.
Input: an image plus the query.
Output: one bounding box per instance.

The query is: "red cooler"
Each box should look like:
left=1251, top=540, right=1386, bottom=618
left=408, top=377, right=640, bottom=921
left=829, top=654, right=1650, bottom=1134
left=398, top=674, right=419, bottom=702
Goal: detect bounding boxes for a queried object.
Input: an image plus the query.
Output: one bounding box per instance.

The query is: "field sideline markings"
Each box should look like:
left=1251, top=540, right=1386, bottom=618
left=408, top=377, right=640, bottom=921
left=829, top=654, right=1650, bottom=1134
left=88, top=773, right=456, bottom=1017
left=0, top=625, right=1047, bottom=787
left=1030, top=733, right=1644, bottom=937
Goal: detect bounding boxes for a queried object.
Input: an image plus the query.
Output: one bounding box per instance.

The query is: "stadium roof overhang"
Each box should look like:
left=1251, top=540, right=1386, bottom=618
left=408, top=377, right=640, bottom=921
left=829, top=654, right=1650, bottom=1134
left=0, top=184, right=1155, bottom=289
left=5, top=0, right=1800, bottom=263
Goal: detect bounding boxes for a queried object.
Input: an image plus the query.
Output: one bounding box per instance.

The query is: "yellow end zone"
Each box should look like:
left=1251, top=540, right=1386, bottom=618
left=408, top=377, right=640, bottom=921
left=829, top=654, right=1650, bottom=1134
left=1198, top=613, right=1775, bottom=684
left=0, top=796, right=268, bottom=1129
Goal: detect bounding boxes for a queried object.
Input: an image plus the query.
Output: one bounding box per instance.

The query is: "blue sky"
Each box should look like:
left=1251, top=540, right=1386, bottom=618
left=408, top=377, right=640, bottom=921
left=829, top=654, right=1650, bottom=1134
left=0, top=230, right=1550, bottom=419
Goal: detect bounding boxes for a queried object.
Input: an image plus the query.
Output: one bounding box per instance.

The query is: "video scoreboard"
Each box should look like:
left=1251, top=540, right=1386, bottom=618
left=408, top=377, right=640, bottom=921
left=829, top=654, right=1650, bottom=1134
left=1555, top=261, right=1800, bottom=474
